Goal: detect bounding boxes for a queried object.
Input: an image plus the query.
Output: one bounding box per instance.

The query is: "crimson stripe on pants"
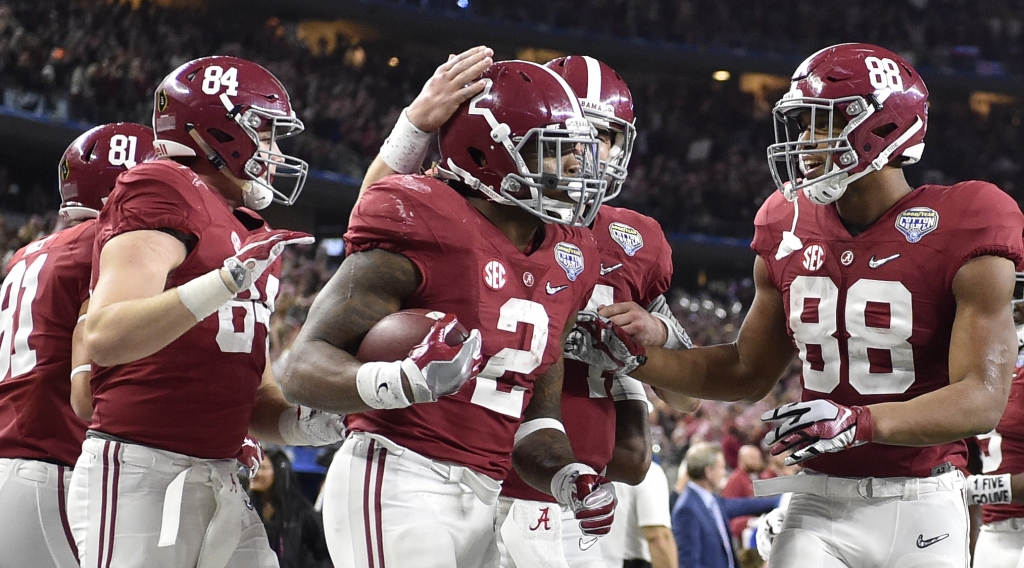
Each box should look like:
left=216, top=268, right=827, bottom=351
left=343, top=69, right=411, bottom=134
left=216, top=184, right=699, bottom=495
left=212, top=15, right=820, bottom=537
left=96, top=442, right=111, bottom=568
left=362, top=440, right=378, bottom=568
left=56, top=465, right=79, bottom=564
left=373, top=448, right=387, bottom=568
left=104, top=443, right=121, bottom=568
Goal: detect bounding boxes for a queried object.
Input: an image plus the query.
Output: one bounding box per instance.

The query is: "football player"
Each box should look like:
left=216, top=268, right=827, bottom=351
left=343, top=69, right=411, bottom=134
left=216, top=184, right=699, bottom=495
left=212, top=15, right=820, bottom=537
left=344, top=50, right=699, bottom=568
left=281, top=58, right=613, bottom=568
left=963, top=272, right=1024, bottom=567
left=590, top=43, right=1024, bottom=568
left=66, top=56, right=345, bottom=568
left=0, top=122, right=154, bottom=568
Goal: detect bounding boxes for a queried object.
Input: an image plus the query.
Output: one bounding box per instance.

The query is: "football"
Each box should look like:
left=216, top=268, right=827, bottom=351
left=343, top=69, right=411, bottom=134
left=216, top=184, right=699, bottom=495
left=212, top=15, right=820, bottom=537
left=356, top=309, right=470, bottom=363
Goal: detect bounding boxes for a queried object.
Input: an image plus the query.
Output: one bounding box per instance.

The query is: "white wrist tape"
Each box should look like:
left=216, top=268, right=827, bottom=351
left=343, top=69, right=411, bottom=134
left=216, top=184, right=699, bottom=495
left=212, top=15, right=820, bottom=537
left=70, top=364, right=91, bottom=380
left=356, top=361, right=412, bottom=409
left=177, top=269, right=235, bottom=322
left=610, top=376, right=648, bottom=402
left=514, top=418, right=565, bottom=447
left=966, top=473, right=1012, bottom=505
left=551, top=462, right=598, bottom=507
left=379, top=108, right=432, bottom=174
left=651, top=311, right=690, bottom=350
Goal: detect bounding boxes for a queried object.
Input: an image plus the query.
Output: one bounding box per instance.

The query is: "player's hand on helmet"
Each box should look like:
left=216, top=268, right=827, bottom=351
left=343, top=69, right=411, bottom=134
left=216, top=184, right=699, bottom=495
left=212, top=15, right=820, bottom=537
left=236, top=435, right=265, bottom=480
left=565, top=311, right=647, bottom=375
left=222, top=229, right=313, bottom=293
left=762, top=400, right=874, bottom=465
left=401, top=313, right=483, bottom=403
left=278, top=405, right=347, bottom=446
left=551, top=464, right=617, bottom=537
left=965, top=474, right=1013, bottom=506
left=754, top=506, right=787, bottom=561
left=407, top=46, right=494, bottom=133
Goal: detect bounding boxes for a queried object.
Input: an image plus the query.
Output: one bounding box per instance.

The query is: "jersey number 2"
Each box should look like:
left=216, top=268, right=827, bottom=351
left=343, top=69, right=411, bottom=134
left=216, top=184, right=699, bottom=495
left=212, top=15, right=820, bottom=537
left=471, top=298, right=549, bottom=417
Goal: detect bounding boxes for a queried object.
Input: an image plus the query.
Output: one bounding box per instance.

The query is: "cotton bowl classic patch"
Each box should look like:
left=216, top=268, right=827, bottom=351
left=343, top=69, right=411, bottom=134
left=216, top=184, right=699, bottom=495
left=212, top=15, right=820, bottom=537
left=895, top=207, right=938, bottom=243
left=608, top=222, right=643, bottom=256
left=554, top=242, right=584, bottom=281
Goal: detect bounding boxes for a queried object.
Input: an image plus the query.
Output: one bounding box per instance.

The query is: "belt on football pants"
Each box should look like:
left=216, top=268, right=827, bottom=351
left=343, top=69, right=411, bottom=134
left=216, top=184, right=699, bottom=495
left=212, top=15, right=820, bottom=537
left=753, top=470, right=962, bottom=500
left=352, top=432, right=502, bottom=506
left=112, top=442, right=242, bottom=568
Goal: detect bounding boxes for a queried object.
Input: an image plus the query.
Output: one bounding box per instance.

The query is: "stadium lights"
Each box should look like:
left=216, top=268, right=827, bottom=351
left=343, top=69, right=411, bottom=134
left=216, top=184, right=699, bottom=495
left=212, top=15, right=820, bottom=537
left=388, top=57, right=400, bottom=67
left=712, top=70, right=731, bottom=82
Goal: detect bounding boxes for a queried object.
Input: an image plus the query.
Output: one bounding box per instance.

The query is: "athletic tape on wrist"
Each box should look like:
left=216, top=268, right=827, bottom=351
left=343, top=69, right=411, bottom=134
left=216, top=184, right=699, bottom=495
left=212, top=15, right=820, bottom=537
left=379, top=108, right=431, bottom=174
left=177, top=269, right=235, bottom=322
left=356, top=361, right=412, bottom=409
left=551, top=462, right=598, bottom=507
left=610, top=376, right=648, bottom=402
left=514, top=417, right=565, bottom=447
left=70, top=364, right=91, bottom=380
left=651, top=311, right=691, bottom=350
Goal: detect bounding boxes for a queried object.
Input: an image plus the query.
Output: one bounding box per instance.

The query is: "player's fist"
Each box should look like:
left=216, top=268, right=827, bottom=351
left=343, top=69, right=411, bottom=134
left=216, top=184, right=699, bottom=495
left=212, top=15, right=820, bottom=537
left=566, top=311, right=647, bottom=375
left=755, top=506, right=787, bottom=561
left=236, top=435, right=265, bottom=480
left=400, top=313, right=483, bottom=403
left=965, top=474, right=1012, bottom=506
left=762, top=400, right=874, bottom=465
left=552, top=463, right=618, bottom=537
left=278, top=405, right=346, bottom=447
left=223, top=229, right=313, bottom=293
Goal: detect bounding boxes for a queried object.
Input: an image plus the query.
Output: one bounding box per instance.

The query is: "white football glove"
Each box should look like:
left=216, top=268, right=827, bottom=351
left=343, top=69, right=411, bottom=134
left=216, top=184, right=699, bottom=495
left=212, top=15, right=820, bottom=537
left=278, top=405, right=346, bottom=446
left=755, top=506, right=788, bottom=561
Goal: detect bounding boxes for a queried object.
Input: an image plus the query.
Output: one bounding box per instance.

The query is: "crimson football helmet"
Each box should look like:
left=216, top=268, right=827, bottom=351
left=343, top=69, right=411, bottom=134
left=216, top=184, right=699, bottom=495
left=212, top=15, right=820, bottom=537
left=767, top=43, right=929, bottom=205
left=546, top=55, right=636, bottom=202
left=152, top=55, right=307, bottom=210
left=437, top=60, right=606, bottom=227
left=58, top=122, right=156, bottom=221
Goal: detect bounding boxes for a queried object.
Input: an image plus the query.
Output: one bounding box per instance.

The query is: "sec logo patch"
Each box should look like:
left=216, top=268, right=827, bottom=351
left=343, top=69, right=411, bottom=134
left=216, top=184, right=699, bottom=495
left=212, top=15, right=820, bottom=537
left=802, top=244, right=825, bottom=271
left=483, top=260, right=506, bottom=290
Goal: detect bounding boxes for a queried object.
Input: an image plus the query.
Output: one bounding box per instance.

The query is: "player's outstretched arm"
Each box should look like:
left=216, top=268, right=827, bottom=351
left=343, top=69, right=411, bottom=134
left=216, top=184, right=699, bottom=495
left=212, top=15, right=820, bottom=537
left=871, top=254, right=1017, bottom=445
left=250, top=362, right=345, bottom=446
left=630, top=257, right=796, bottom=402
left=356, top=46, right=493, bottom=197
left=281, top=249, right=418, bottom=414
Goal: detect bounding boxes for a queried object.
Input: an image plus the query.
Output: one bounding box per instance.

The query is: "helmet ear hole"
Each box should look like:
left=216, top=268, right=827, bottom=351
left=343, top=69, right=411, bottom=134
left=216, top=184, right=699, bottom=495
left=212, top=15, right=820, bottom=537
left=871, top=123, right=897, bottom=138
left=83, top=142, right=98, bottom=163
left=467, top=147, right=488, bottom=167
left=207, top=128, right=235, bottom=143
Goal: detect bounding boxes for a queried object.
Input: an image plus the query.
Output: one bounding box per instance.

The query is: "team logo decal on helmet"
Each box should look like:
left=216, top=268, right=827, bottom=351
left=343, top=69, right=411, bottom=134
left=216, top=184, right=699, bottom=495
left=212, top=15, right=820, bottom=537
left=767, top=43, right=929, bottom=205
left=157, top=90, right=169, bottom=113
left=895, top=207, right=938, bottom=243
left=555, top=242, right=585, bottom=281
left=608, top=222, right=643, bottom=256
left=59, top=158, right=70, bottom=181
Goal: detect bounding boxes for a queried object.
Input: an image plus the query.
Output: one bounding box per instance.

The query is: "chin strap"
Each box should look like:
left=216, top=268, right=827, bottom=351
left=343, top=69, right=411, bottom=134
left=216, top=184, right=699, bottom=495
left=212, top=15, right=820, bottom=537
left=776, top=188, right=804, bottom=260
left=186, top=126, right=271, bottom=209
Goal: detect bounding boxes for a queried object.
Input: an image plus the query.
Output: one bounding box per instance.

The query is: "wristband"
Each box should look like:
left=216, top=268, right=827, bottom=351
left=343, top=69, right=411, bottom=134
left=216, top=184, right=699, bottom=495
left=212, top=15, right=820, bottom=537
left=610, top=376, right=648, bottom=402
left=514, top=418, right=565, bottom=447
left=356, top=361, right=412, bottom=409
left=651, top=311, right=692, bottom=350
left=379, top=108, right=431, bottom=174
left=551, top=462, right=598, bottom=507
left=70, top=364, right=91, bottom=380
left=176, top=269, right=235, bottom=322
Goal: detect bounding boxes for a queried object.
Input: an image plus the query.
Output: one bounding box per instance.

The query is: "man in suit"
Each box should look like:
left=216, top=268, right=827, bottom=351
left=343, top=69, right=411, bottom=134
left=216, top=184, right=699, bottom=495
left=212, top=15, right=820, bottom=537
left=672, top=443, right=777, bottom=568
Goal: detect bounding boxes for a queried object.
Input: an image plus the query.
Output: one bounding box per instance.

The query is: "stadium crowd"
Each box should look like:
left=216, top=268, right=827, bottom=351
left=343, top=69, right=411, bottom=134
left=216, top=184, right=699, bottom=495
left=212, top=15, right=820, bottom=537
left=0, top=0, right=1022, bottom=240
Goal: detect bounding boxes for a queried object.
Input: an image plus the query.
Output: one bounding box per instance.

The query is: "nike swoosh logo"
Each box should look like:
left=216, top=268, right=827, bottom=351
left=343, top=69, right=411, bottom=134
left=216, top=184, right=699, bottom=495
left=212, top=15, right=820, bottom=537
left=916, top=533, right=949, bottom=548
left=546, top=282, right=568, bottom=295
left=377, top=383, right=389, bottom=395
left=579, top=536, right=599, bottom=551
left=868, top=253, right=900, bottom=268
left=600, top=263, right=623, bottom=276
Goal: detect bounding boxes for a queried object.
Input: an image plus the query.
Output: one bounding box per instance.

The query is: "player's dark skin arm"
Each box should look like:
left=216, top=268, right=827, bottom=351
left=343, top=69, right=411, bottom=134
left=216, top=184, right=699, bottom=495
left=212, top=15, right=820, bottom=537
left=280, top=249, right=420, bottom=413
left=604, top=399, right=652, bottom=485
left=869, top=255, right=1016, bottom=445
left=512, top=317, right=587, bottom=494
left=628, top=257, right=797, bottom=402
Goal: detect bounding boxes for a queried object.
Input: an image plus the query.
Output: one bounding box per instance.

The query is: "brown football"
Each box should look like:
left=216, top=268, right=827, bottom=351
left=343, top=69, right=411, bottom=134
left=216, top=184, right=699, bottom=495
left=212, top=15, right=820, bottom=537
left=356, top=309, right=470, bottom=362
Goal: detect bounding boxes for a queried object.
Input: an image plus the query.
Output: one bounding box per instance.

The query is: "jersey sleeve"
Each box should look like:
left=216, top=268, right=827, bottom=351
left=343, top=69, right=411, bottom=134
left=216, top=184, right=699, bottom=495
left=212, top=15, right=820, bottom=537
left=641, top=221, right=673, bottom=306
left=96, top=163, right=201, bottom=250
left=345, top=176, right=443, bottom=283
left=948, top=182, right=1024, bottom=272
left=752, top=191, right=792, bottom=287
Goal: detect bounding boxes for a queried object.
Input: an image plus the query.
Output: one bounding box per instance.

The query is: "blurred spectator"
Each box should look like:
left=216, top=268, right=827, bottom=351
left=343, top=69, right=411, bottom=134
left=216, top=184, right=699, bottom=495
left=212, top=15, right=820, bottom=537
left=671, top=443, right=778, bottom=568
left=248, top=448, right=333, bottom=568
left=602, top=461, right=678, bottom=568
left=721, top=445, right=765, bottom=541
